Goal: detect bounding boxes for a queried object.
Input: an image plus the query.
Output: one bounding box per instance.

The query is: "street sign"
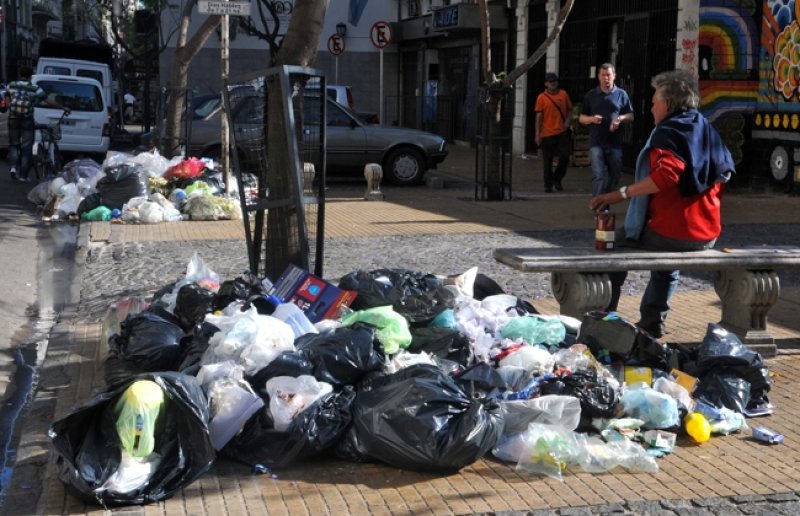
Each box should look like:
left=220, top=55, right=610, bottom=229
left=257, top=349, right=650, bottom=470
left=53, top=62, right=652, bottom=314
left=328, top=34, right=345, bottom=56
left=198, top=0, right=251, bottom=16
left=370, top=21, right=393, bottom=49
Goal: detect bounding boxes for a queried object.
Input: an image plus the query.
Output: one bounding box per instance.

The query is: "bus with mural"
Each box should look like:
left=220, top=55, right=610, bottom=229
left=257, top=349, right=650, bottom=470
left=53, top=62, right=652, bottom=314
left=751, top=0, right=800, bottom=189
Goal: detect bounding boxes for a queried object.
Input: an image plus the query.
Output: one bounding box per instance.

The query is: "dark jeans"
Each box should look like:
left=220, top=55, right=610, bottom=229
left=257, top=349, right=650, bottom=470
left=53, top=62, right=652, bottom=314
left=540, top=131, right=571, bottom=188
left=607, top=228, right=716, bottom=328
left=590, top=145, right=623, bottom=196
left=8, top=117, right=35, bottom=179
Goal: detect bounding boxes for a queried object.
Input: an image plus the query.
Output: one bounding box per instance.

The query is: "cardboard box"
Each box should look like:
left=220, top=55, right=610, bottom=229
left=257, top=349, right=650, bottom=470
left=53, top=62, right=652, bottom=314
left=270, top=264, right=357, bottom=322
left=669, top=368, right=698, bottom=393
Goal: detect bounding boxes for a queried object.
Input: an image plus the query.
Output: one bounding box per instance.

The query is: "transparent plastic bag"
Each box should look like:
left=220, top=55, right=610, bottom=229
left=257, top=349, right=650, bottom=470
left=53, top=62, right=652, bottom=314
left=100, top=296, right=149, bottom=347
left=113, top=380, right=165, bottom=457
left=576, top=434, right=659, bottom=474
left=185, top=252, right=220, bottom=292
left=265, top=375, right=333, bottom=432
left=515, top=423, right=581, bottom=481
left=621, top=386, right=680, bottom=429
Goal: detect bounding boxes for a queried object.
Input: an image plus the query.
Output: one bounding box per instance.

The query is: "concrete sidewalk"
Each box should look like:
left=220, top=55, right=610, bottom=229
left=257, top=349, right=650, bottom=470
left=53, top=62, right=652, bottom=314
left=5, top=144, right=800, bottom=515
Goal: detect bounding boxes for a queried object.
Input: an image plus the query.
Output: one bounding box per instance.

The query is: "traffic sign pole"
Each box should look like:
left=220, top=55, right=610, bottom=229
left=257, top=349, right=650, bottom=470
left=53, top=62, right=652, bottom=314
left=370, top=21, right=392, bottom=126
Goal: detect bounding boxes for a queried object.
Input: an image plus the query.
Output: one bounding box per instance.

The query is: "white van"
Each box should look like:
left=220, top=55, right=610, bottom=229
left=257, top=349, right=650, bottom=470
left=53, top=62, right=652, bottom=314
left=36, top=57, right=115, bottom=115
left=32, top=74, right=111, bottom=156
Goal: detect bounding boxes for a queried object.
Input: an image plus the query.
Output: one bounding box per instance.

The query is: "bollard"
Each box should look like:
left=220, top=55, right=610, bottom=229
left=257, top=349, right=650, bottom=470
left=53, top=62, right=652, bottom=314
left=364, top=163, right=385, bottom=201
left=302, top=162, right=315, bottom=194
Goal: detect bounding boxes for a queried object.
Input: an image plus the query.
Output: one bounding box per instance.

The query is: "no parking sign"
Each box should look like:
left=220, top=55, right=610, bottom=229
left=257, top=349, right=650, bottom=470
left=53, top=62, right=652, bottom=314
left=370, top=21, right=392, bottom=49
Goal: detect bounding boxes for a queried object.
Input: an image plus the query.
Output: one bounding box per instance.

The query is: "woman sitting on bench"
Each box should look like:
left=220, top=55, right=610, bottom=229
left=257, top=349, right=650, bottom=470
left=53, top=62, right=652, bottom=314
left=588, top=69, right=736, bottom=339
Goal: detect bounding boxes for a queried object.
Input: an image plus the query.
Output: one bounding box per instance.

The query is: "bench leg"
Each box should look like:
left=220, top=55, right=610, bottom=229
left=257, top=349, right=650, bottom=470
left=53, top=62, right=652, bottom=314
left=551, top=272, right=612, bottom=319
left=714, top=269, right=779, bottom=357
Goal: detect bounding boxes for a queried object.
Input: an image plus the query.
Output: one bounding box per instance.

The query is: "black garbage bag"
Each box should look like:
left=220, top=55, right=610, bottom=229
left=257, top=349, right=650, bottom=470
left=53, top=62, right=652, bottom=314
left=336, top=364, right=503, bottom=472
left=104, top=355, right=143, bottom=388
left=453, top=362, right=506, bottom=398
left=539, top=370, right=620, bottom=421
left=213, top=276, right=262, bottom=312
left=632, top=332, right=680, bottom=372
left=472, top=272, right=506, bottom=300
left=294, top=324, right=384, bottom=388
left=694, top=372, right=752, bottom=414
left=177, top=322, right=221, bottom=375
left=147, top=281, right=182, bottom=312
left=222, top=386, right=356, bottom=469
left=77, top=192, right=103, bottom=217
left=174, top=283, right=216, bottom=331
left=96, top=164, right=147, bottom=210
left=338, top=269, right=456, bottom=326
left=247, top=351, right=315, bottom=392
left=49, top=372, right=215, bottom=507
left=408, top=327, right=472, bottom=366
left=108, top=307, right=185, bottom=373
left=689, top=323, right=771, bottom=409
left=579, top=311, right=639, bottom=361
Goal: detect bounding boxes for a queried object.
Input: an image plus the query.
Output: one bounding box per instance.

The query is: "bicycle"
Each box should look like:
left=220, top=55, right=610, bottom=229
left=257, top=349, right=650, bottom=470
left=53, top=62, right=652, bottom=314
left=33, top=109, right=70, bottom=182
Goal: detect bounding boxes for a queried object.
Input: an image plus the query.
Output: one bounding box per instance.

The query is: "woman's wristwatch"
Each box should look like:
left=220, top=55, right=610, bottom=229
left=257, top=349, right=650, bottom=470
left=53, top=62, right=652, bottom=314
left=619, top=186, right=628, bottom=200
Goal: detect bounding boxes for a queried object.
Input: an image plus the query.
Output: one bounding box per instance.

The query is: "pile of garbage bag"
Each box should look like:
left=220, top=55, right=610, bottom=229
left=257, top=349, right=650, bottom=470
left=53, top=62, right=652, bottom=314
left=49, top=257, right=773, bottom=507
left=26, top=151, right=241, bottom=223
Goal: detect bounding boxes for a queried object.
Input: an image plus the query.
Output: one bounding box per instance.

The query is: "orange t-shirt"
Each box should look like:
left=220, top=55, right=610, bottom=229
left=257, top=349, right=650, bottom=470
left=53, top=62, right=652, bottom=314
left=534, top=89, right=572, bottom=138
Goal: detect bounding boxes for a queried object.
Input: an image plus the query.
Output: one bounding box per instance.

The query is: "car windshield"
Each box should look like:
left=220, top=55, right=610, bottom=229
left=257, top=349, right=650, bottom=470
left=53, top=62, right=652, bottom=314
left=35, top=80, right=103, bottom=112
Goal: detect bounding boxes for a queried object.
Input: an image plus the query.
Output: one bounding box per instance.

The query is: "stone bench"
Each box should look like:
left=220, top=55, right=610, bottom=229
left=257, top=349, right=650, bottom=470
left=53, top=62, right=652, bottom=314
left=493, top=246, right=800, bottom=356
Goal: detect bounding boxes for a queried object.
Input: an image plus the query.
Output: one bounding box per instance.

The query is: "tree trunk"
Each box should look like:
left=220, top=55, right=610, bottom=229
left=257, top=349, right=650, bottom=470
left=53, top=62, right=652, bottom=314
left=263, top=0, right=329, bottom=281
left=161, top=1, right=222, bottom=158
left=479, top=0, right=575, bottom=201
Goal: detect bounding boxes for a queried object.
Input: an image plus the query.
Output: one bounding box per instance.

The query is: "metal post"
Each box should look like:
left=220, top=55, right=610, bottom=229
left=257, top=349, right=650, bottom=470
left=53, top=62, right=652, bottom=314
left=221, top=13, right=231, bottom=192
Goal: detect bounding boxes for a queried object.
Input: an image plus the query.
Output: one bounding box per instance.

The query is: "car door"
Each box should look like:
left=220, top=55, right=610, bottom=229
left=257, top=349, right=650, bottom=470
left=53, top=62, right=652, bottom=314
left=324, top=100, right=367, bottom=172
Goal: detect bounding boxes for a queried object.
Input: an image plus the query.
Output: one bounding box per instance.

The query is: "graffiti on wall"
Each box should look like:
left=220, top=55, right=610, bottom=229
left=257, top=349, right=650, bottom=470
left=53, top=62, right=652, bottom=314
left=680, top=16, right=699, bottom=75
left=764, top=0, right=800, bottom=101
left=699, top=0, right=760, bottom=164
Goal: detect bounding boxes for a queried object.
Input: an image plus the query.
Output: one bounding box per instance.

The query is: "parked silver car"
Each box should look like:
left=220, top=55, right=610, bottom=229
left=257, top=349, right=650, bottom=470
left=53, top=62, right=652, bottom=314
left=187, top=94, right=448, bottom=185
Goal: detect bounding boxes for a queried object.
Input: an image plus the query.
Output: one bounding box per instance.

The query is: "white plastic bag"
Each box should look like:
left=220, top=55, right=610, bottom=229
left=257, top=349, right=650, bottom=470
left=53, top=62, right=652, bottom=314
left=138, top=201, right=165, bottom=224
left=497, top=345, right=555, bottom=376
left=265, top=375, right=333, bottom=432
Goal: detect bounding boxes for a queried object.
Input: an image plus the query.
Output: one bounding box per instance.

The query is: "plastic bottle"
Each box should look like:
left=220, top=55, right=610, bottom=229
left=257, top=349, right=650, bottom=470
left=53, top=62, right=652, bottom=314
left=684, top=412, right=711, bottom=444
left=271, top=299, right=318, bottom=339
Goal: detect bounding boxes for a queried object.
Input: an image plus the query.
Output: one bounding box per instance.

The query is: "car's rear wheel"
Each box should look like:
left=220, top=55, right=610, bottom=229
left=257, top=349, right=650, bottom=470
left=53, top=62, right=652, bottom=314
left=384, top=147, right=426, bottom=185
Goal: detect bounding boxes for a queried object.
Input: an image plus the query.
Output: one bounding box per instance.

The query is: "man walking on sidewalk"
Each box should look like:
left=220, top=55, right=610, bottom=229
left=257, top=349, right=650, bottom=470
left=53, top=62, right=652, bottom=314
left=579, top=63, right=634, bottom=196
left=534, top=72, right=573, bottom=192
left=5, top=66, right=47, bottom=182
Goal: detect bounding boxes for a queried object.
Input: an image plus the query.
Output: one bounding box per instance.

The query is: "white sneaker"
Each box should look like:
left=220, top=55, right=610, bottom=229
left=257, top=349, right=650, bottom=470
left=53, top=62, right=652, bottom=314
left=9, top=168, right=17, bottom=180
left=18, top=176, right=30, bottom=183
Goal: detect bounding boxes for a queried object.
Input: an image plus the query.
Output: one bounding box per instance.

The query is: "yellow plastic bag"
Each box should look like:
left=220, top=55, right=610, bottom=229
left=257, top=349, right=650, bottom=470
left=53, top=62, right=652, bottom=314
left=684, top=412, right=711, bottom=444
left=114, top=380, right=165, bottom=457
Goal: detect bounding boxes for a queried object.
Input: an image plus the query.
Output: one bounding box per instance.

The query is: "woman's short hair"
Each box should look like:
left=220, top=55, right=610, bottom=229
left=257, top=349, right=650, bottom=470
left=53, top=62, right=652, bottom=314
left=651, top=70, right=699, bottom=113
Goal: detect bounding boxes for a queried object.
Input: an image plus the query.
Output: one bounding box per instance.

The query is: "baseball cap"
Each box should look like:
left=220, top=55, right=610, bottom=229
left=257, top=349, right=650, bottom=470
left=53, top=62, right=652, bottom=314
left=545, top=72, right=559, bottom=82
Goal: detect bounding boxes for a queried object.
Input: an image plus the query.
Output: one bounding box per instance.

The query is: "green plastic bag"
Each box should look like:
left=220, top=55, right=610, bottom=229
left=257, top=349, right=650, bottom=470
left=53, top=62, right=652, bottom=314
left=340, top=305, right=412, bottom=354
left=81, top=205, right=113, bottom=221
left=501, top=315, right=566, bottom=346
left=114, top=380, right=165, bottom=457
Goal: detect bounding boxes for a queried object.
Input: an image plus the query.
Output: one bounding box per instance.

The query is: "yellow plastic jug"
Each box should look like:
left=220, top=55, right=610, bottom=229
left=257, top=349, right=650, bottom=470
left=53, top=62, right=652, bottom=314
left=114, top=380, right=165, bottom=457
left=684, top=412, right=711, bottom=444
